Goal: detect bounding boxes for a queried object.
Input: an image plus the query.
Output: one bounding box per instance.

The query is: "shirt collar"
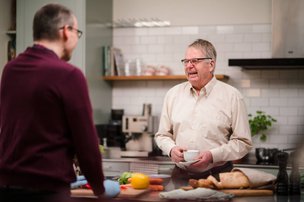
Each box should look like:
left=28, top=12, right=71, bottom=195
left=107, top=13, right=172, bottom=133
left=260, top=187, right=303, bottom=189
left=32, top=44, right=58, bottom=59
left=189, top=76, right=217, bottom=97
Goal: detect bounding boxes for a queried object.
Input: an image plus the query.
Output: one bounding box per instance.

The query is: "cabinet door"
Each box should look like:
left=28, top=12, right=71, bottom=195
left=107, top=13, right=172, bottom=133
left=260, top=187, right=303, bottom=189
left=158, top=164, right=174, bottom=175
left=16, top=0, right=86, bottom=73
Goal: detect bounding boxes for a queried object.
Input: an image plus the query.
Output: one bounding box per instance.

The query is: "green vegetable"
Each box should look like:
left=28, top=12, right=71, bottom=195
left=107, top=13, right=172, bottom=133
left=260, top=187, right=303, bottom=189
left=118, top=172, right=132, bottom=185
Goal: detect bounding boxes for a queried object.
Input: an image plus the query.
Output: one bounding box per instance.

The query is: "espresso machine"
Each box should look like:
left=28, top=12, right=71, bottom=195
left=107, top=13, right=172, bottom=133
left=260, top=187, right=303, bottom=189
left=120, top=104, right=158, bottom=157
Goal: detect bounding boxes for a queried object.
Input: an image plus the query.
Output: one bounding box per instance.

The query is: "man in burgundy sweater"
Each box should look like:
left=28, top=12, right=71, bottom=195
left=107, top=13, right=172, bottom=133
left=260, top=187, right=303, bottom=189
left=0, top=4, right=117, bottom=202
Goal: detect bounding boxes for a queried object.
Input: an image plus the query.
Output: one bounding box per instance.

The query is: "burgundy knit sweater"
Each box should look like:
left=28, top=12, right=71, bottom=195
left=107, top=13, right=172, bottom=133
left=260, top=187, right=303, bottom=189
left=0, top=44, right=105, bottom=195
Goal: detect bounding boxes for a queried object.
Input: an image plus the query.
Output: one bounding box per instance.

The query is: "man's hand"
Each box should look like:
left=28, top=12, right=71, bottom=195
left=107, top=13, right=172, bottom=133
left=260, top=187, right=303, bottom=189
left=170, top=146, right=186, bottom=163
left=190, top=151, right=213, bottom=170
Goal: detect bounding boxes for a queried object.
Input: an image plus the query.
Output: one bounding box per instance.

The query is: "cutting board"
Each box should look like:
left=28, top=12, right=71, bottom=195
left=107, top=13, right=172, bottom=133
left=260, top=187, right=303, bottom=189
left=71, top=187, right=150, bottom=198
left=71, top=189, right=96, bottom=198
left=119, top=187, right=150, bottom=198
left=221, top=189, right=273, bottom=196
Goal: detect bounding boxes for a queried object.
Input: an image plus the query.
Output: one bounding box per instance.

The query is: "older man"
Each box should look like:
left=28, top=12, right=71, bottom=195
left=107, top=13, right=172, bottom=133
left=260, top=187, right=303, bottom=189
left=155, top=39, right=252, bottom=184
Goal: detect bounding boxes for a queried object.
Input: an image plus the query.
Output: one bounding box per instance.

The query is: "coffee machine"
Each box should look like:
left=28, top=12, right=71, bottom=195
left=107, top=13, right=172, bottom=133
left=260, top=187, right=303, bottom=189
left=120, top=104, right=158, bottom=157
left=95, top=109, right=125, bottom=148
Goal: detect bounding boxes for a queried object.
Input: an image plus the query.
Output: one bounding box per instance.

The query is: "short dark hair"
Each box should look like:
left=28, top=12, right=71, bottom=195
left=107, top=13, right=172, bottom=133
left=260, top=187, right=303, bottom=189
left=189, top=39, right=217, bottom=61
left=33, top=3, right=74, bottom=41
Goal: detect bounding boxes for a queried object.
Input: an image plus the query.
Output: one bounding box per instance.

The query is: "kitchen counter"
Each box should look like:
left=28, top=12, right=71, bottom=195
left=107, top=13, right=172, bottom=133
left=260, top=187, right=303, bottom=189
left=102, top=154, right=278, bottom=166
left=70, top=155, right=304, bottom=201
left=70, top=194, right=296, bottom=202
left=101, top=155, right=298, bottom=179
left=103, top=153, right=303, bottom=170
left=70, top=177, right=303, bottom=202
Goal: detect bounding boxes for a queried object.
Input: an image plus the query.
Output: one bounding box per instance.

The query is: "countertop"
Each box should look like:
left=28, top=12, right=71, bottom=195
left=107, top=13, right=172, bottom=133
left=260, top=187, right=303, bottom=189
left=102, top=155, right=287, bottom=170
left=70, top=178, right=303, bottom=202
left=71, top=195, right=301, bottom=202
left=103, top=151, right=304, bottom=171
left=70, top=155, right=304, bottom=201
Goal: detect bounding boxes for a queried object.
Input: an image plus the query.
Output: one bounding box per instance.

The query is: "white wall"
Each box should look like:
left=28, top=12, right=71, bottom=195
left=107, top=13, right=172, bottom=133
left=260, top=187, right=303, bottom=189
left=113, top=0, right=271, bottom=26
left=111, top=0, right=304, bottom=150
left=16, top=0, right=86, bottom=73
left=86, top=0, right=113, bottom=124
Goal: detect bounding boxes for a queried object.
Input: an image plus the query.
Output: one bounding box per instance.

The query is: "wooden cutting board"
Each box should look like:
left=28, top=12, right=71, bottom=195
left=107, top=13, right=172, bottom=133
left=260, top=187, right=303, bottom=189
left=180, top=186, right=273, bottom=197
left=119, top=187, right=150, bottom=198
left=221, top=189, right=273, bottom=196
left=71, top=189, right=96, bottom=198
left=71, top=187, right=150, bottom=198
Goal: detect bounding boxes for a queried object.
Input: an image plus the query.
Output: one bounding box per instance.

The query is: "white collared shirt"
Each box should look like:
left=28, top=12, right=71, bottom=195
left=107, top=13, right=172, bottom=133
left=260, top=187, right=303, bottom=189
left=155, top=77, right=252, bottom=172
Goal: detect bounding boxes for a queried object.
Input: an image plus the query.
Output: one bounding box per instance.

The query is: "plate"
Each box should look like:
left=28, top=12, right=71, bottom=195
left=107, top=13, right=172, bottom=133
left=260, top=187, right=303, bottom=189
left=177, top=160, right=199, bottom=169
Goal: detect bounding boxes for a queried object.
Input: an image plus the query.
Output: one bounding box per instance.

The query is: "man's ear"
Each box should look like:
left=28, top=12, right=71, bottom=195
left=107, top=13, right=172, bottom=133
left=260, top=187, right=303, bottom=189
left=209, top=60, right=215, bottom=73
left=61, top=25, right=69, bottom=41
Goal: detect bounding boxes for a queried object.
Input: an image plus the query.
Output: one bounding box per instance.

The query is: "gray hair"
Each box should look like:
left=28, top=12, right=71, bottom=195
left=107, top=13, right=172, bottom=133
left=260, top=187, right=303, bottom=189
left=189, top=39, right=217, bottom=61
left=33, top=3, right=74, bottom=41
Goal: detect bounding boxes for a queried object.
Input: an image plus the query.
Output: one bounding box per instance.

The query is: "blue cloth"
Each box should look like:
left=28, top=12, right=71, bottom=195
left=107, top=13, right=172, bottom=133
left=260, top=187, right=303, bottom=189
left=70, top=177, right=120, bottom=198
left=70, top=176, right=88, bottom=189
left=103, top=180, right=120, bottom=198
left=76, top=175, right=86, bottom=181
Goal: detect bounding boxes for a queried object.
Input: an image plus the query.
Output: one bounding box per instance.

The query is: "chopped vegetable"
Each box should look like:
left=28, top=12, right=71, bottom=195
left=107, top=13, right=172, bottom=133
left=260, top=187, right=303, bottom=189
left=149, top=184, right=164, bottom=191
left=120, top=184, right=129, bottom=190
left=118, top=172, right=133, bottom=185
left=149, top=178, right=164, bottom=185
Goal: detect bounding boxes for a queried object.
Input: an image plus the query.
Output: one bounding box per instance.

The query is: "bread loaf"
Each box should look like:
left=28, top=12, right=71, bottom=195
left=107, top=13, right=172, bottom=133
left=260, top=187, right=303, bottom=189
left=207, top=175, right=223, bottom=189
left=188, top=171, right=250, bottom=189
left=219, top=171, right=249, bottom=189
left=189, top=179, right=214, bottom=189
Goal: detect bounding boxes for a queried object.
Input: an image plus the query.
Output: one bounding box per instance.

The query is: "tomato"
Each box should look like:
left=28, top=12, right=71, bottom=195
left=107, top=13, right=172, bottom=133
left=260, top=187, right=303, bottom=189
left=130, top=173, right=150, bottom=189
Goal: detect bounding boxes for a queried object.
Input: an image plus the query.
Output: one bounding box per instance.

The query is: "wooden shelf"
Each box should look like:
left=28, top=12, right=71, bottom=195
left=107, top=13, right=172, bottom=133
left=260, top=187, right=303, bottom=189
left=6, top=30, right=16, bottom=35
left=103, top=74, right=228, bottom=81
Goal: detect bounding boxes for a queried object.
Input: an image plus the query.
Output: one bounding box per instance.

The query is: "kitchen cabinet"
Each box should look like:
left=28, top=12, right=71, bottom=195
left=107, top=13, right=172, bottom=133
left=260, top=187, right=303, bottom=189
left=102, top=158, right=175, bottom=177
left=103, top=161, right=129, bottom=177
left=103, top=74, right=229, bottom=81
left=102, top=158, right=287, bottom=177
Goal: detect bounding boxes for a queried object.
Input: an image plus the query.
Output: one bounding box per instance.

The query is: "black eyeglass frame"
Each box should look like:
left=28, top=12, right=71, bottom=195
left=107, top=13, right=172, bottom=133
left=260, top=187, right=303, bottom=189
left=181, top=57, right=212, bottom=65
left=59, top=26, right=83, bottom=39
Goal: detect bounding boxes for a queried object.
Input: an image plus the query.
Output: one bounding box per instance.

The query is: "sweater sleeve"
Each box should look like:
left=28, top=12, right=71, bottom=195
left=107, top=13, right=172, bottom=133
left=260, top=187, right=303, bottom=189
left=61, top=68, right=105, bottom=196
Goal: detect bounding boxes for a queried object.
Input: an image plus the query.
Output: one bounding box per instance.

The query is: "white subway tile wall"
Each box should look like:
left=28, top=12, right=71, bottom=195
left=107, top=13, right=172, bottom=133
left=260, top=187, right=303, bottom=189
left=112, top=24, right=304, bottom=150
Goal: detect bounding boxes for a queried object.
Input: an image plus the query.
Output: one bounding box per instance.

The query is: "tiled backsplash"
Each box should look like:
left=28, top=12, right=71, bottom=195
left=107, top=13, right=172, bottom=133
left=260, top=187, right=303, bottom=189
left=112, top=24, right=304, bottom=150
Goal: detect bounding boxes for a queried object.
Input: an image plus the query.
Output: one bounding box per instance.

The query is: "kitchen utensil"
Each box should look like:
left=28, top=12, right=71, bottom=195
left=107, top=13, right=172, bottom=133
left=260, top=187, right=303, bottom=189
left=276, top=151, right=289, bottom=195
left=118, top=186, right=150, bottom=198
left=71, top=187, right=150, bottom=198
left=177, top=160, right=199, bottom=170
left=255, top=148, right=279, bottom=164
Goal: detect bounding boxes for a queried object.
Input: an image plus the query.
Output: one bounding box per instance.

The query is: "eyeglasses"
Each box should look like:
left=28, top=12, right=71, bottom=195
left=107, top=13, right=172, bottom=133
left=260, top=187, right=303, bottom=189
left=68, top=26, right=83, bottom=38
left=59, top=26, right=83, bottom=38
left=181, top=58, right=212, bottom=66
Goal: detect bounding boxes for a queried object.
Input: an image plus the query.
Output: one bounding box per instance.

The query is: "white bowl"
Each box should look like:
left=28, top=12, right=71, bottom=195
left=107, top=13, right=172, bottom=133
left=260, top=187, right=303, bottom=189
left=183, top=150, right=199, bottom=162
